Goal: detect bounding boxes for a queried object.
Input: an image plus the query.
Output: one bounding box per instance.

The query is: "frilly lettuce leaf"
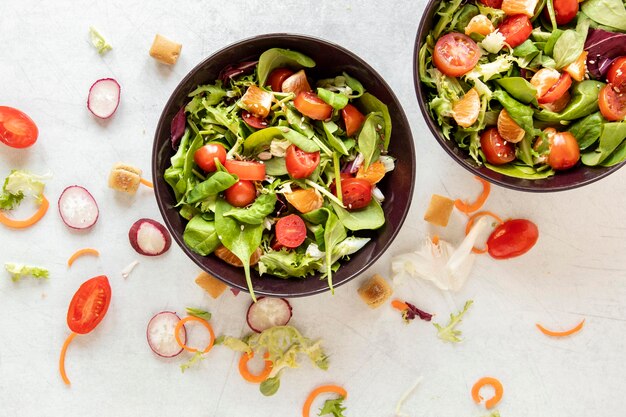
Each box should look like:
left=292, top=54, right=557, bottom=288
left=88, top=26, right=112, bottom=55
left=0, top=170, right=49, bottom=210
left=433, top=300, right=474, bottom=343
left=5, top=263, right=49, bottom=282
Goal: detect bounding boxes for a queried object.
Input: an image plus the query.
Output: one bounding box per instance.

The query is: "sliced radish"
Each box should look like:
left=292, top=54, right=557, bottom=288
left=58, top=186, right=99, bottom=229
left=87, top=78, right=121, bottom=119
left=246, top=297, right=293, bottom=333
left=129, top=218, right=171, bottom=256
left=147, top=311, right=185, bottom=358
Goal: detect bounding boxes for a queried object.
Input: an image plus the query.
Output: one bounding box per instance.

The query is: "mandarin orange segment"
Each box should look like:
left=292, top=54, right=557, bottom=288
left=284, top=188, right=323, bottom=213
left=530, top=68, right=561, bottom=98
left=356, top=161, right=386, bottom=184
left=452, top=88, right=480, bottom=128
left=464, top=15, right=495, bottom=36
left=564, top=51, right=587, bottom=82
left=240, top=85, right=273, bottom=118
left=497, top=109, right=525, bottom=143
left=501, top=0, right=538, bottom=17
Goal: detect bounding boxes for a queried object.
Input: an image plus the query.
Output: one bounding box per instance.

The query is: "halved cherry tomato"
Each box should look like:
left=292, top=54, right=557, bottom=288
left=433, top=33, right=481, bottom=77
left=294, top=92, right=333, bottom=120
left=224, top=159, right=266, bottom=181
left=479, top=0, right=503, bottom=8
left=266, top=68, right=294, bottom=92
left=285, top=145, right=320, bottom=179
left=67, top=275, right=111, bottom=334
left=598, top=84, right=626, bottom=121
left=545, top=0, right=578, bottom=26
left=275, top=214, right=307, bottom=248
left=607, top=57, right=626, bottom=90
left=242, top=111, right=269, bottom=129
left=498, top=15, right=533, bottom=48
left=538, top=73, right=572, bottom=104
left=0, top=106, right=38, bottom=148
left=341, top=178, right=372, bottom=210
left=341, top=104, right=366, bottom=137
left=480, top=127, right=516, bottom=165
left=548, top=132, right=580, bottom=170
left=225, top=180, right=256, bottom=207
left=487, top=219, right=538, bottom=259
left=194, top=143, right=227, bottom=172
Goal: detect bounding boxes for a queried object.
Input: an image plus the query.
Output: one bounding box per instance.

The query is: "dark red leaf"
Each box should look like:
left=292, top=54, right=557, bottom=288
left=584, top=29, right=626, bottom=79
left=218, top=61, right=258, bottom=84
left=170, top=106, right=186, bottom=149
left=404, top=302, right=433, bottom=322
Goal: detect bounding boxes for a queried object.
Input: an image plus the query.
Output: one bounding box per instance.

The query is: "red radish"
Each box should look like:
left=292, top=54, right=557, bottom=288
left=58, top=186, right=99, bottom=229
left=246, top=297, right=293, bottom=333
left=87, top=78, right=121, bottom=119
left=129, top=218, right=171, bottom=256
left=147, top=311, right=185, bottom=357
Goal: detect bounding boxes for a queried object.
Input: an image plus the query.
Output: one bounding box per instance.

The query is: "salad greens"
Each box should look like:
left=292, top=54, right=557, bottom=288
left=433, top=300, right=473, bottom=343
left=88, top=26, right=112, bottom=55
left=319, top=397, right=347, bottom=417
left=5, top=263, right=49, bottom=282
left=0, top=170, right=48, bottom=210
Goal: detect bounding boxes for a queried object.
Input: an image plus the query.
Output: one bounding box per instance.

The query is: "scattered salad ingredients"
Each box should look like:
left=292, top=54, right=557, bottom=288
left=471, top=376, right=504, bottom=409
left=67, top=248, right=100, bottom=267
left=108, top=163, right=142, bottom=194
left=4, top=262, right=49, bottom=282
left=454, top=176, right=490, bottom=214
left=58, top=185, right=99, bottom=229
left=147, top=311, right=185, bottom=358
left=195, top=271, right=227, bottom=298
left=0, top=170, right=50, bottom=228
left=394, top=376, right=423, bottom=417
left=0, top=106, right=39, bottom=148
left=391, top=299, right=433, bottom=323
left=238, top=351, right=273, bottom=383
left=88, top=26, right=112, bottom=55
left=536, top=318, right=585, bottom=337
left=318, top=397, right=347, bottom=417
left=433, top=300, right=473, bottom=343
left=128, top=218, right=172, bottom=256
left=186, top=307, right=212, bottom=321
left=246, top=297, right=293, bottom=333
left=59, top=275, right=112, bottom=385
left=420, top=0, right=626, bottom=179
left=149, top=34, right=182, bottom=65
left=357, top=274, right=393, bottom=308
left=423, top=194, right=455, bottom=226
left=465, top=210, right=504, bottom=254
left=164, top=47, right=393, bottom=299
left=121, top=260, right=140, bottom=279
left=140, top=178, right=154, bottom=188
left=0, top=195, right=49, bottom=228
left=486, top=219, right=538, bottom=259
left=174, top=315, right=215, bottom=354
left=87, top=78, right=121, bottom=119
left=302, top=385, right=347, bottom=417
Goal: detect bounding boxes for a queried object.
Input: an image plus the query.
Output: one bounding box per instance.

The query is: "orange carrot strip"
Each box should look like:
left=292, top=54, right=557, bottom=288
left=471, top=376, right=503, bottom=409
left=0, top=195, right=49, bottom=229
left=67, top=248, right=100, bottom=267
left=238, top=351, right=273, bottom=383
left=455, top=176, right=491, bottom=214
left=174, top=316, right=215, bottom=354
left=59, top=332, right=77, bottom=385
left=432, top=235, right=440, bottom=245
left=302, top=385, right=348, bottom=417
left=536, top=319, right=585, bottom=337
left=391, top=299, right=409, bottom=312
left=140, top=178, right=154, bottom=188
left=465, top=210, right=504, bottom=254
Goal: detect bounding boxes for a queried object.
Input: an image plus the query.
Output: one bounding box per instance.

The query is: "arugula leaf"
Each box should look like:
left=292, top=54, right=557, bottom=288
left=358, top=93, right=392, bottom=150
left=317, top=88, right=349, bottom=110
left=357, top=113, right=384, bottom=170
left=257, top=48, right=316, bottom=86
left=319, top=397, right=346, bottom=417
left=183, top=215, right=220, bottom=256
left=5, top=263, right=49, bottom=282
left=224, top=193, right=276, bottom=225
left=433, top=300, right=474, bottom=343
left=185, top=307, right=211, bottom=321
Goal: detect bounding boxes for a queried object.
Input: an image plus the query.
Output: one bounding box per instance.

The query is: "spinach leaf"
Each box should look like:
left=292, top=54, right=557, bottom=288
left=243, top=127, right=319, bottom=155
left=485, top=163, right=556, bottom=179
left=358, top=93, right=392, bottom=150
left=182, top=133, right=204, bottom=194
left=323, top=121, right=349, bottom=155
left=260, top=376, right=281, bottom=397
left=317, top=88, right=349, bottom=110
left=581, top=122, right=626, bottom=166
left=544, top=29, right=563, bottom=57
left=223, top=193, right=277, bottom=224
left=285, top=105, right=315, bottom=138
left=186, top=171, right=238, bottom=204
left=496, top=77, right=538, bottom=104
left=264, top=157, right=288, bottom=176
left=492, top=90, right=536, bottom=165
left=257, top=250, right=322, bottom=278
left=357, top=113, right=384, bottom=169
left=568, top=112, right=604, bottom=150
left=257, top=48, right=316, bottom=86
left=330, top=200, right=385, bottom=231
left=183, top=215, right=220, bottom=256
left=553, top=17, right=590, bottom=69
left=535, top=80, right=605, bottom=121
left=342, top=72, right=365, bottom=98
left=600, top=137, right=626, bottom=167
left=581, top=0, right=626, bottom=31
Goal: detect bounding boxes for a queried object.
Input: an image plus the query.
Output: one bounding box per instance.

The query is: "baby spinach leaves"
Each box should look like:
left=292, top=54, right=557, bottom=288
left=183, top=215, right=220, bottom=256
left=257, top=48, right=315, bottom=86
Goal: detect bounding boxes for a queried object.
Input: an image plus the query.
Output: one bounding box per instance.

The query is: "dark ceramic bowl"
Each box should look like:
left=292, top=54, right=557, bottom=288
left=413, top=0, right=625, bottom=192
left=153, top=34, right=415, bottom=298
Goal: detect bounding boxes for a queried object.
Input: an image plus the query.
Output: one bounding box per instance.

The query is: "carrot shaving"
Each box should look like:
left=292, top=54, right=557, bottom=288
left=238, top=351, right=273, bottom=383
left=391, top=299, right=409, bottom=312
left=455, top=176, right=491, bottom=214
left=536, top=319, right=585, bottom=337
left=59, top=332, right=77, bottom=385
left=471, top=376, right=503, bottom=409
left=67, top=248, right=100, bottom=267
left=0, top=195, right=49, bottom=229
left=140, top=178, right=154, bottom=188
left=302, top=385, right=348, bottom=417
left=465, top=210, right=503, bottom=254
left=432, top=235, right=440, bottom=245
left=174, top=315, right=215, bottom=354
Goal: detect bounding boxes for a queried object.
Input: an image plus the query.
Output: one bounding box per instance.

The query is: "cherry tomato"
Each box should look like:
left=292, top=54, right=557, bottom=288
left=341, top=104, right=366, bottom=137
left=479, top=0, right=503, bottom=7
left=0, top=106, right=38, bottom=148
left=266, top=68, right=294, bottom=92
left=480, top=127, right=516, bottom=165
left=224, top=159, right=266, bottom=181
left=285, top=145, right=320, bottom=179
left=498, top=15, right=533, bottom=48
left=67, top=275, right=111, bottom=334
left=341, top=178, right=372, bottom=210
left=294, top=92, right=333, bottom=120
left=242, top=111, right=269, bottom=129
left=330, top=173, right=355, bottom=195
left=548, top=132, right=580, bottom=170
left=433, top=33, right=481, bottom=77
left=487, top=219, right=539, bottom=259
left=598, top=84, right=626, bottom=122
left=194, top=143, right=227, bottom=172
left=538, top=73, right=572, bottom=104
left=275, top=214, right=307, bottom=248
left=607, top=57, right=626, bottom=90
left=225, top=180, right=256, bottom=207
left=544, top=0, right=578, bottom=25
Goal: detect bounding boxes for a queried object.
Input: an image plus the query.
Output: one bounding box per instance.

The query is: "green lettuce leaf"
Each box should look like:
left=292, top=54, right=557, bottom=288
left=88, top=26, right=112, bottom=55
left=319, top=397, right=346, bottom=417
left=5, top=263, right=49, bottom=282
left=0, top=170, right=49, bottom=210
left=433, top=300, right=473, bottom=343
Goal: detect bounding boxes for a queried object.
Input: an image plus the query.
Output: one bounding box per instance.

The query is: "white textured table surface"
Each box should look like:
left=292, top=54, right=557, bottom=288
left=1, top=1, right=625, bottom=416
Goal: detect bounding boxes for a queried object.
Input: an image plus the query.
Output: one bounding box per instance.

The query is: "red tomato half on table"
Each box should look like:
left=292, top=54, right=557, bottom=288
left=433, top=33, right=481, bottom=77
left=0, top=106, right=39, bottom=148
left=487, top=219, right=539, bottom=259
left=67, top=275, right=112, bottom=334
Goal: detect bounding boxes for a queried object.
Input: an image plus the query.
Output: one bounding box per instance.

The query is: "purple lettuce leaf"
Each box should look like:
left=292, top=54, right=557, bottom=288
left=584, top=29, right=626, bottom=79
left=403, top=302, right=433, bottom=322
left=218, top=60, right=258, bottom=84
left=170, top=106, right=186, bottom=149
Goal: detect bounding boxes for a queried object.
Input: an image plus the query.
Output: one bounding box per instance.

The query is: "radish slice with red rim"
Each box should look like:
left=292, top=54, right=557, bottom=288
left=147, top=311, right=185, bottom=358
left=246, top=297, right=293, bottom=333
left=58, top=186, right=99, bottom=229
left=129, top=218, right=171, bottom=256
left=88, top=78, right=121, bottom=119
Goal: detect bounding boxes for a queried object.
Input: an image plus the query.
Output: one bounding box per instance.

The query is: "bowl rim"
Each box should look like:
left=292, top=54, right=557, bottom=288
left=412, top=0, right=625, bottom=193
left=152, top=32, right=416, bottom=297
